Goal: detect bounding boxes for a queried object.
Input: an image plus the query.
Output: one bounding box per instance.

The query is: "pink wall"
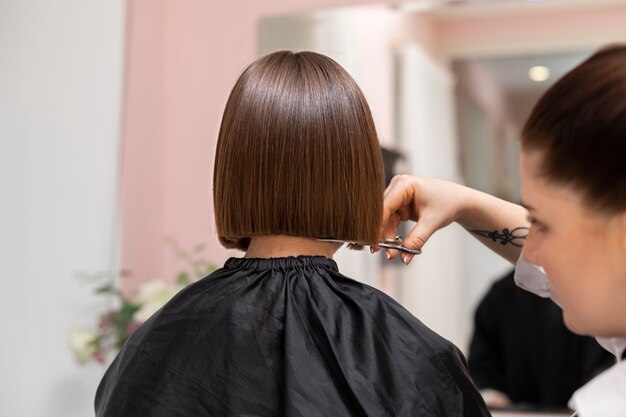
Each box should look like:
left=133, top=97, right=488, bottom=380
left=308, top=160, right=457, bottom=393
left=121, top=0, right=165, bottom=287
left=121, top=0, right=389, bottom=291
left=439, top=3, right=626, bottom=55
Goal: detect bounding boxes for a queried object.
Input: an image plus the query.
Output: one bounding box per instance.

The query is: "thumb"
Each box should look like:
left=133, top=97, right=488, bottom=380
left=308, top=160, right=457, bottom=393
left=399, top=216, right=438, bottom=265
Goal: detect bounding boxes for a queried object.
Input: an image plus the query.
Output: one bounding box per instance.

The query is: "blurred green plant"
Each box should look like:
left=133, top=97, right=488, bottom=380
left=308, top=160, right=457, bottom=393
left=69, top=239, right=218, bottom=365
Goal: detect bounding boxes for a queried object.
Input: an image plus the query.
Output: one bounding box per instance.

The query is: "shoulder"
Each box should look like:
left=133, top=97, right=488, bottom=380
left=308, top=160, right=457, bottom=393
left=338, top=276, right=485, bottom=386
left=330, top=270, right=470, bottom=357
left=483, top=270, right=517, bottom=302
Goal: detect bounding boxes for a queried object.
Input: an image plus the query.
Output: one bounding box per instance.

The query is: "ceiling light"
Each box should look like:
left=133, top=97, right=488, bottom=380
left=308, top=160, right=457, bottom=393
left=529, top=66, right=550, bottom=82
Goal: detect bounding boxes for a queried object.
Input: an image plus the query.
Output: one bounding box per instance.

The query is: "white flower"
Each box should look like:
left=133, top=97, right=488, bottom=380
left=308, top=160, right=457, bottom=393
left=133, top=280, right=179, bottom=306
left=132, top=280, right=181, bottom=322
left=68, top=328, right=98, bottom=364
left=135, top=301, right=165, bottom=323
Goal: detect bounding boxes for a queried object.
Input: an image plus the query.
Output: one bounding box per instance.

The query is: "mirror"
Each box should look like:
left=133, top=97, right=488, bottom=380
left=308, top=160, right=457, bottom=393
left=258, top=0, right=625, bottom=362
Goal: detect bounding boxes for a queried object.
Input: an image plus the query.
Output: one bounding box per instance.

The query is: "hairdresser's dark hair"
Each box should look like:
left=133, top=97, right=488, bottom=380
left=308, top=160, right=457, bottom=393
left=214, top=51, right=384, bottom=250
left=521, top=44, right=626, bottom=212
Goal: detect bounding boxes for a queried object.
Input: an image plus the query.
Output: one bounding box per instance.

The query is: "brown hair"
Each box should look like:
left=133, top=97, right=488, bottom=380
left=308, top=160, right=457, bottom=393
left=214, top=51, right=384, bottom=250
left=521, top=44, right=626, bottom=212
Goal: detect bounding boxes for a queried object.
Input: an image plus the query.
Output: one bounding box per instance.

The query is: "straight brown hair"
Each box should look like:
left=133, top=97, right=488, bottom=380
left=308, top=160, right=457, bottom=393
left=214, top=51, right=384, bottom=251
left=522, top=45, right=626, bottom=212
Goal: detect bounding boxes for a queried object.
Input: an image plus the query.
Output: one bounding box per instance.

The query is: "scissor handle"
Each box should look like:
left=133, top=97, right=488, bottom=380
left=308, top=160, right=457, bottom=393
left=378, top=242, right=422, bottom=255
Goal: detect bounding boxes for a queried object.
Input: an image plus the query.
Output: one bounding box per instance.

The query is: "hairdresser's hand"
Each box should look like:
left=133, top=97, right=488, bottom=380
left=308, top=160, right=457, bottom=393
left=381, top=175, right=529, bottom=265
left=381, top=176, right=468, bottom=264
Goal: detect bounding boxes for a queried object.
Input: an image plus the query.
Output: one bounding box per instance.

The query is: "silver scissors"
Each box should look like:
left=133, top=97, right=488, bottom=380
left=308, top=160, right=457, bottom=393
left=317, top=235, right=421, bottom=255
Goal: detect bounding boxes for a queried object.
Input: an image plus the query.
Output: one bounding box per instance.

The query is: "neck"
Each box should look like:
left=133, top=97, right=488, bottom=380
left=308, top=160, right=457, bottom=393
left=245, top=235, right=340, bottom=259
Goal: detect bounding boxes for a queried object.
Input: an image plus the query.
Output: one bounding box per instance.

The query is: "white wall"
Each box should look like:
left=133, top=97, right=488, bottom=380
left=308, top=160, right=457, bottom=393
left=0, top=1, right=125, bottom=416
left=394, top=43, right=467, bottom=348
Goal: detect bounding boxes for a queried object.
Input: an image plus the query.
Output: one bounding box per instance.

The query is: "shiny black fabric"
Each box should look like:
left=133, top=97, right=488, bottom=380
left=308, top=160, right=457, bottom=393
left=95, top=256, right=489, bottom=417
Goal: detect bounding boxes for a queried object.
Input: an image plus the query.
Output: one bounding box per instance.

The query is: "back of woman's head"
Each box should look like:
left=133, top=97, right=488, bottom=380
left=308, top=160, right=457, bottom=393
left=214, top=51, right=384, bottom=250
left=522, top=44, right=626, bottom=212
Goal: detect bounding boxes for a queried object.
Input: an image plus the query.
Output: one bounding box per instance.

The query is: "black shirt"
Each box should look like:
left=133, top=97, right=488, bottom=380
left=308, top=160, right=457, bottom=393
left=468, top=270, right=614, bottom=409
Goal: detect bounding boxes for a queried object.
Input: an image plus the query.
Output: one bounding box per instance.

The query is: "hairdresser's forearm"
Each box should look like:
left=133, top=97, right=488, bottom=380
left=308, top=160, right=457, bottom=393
left=456, top=187, right=529, bottom=264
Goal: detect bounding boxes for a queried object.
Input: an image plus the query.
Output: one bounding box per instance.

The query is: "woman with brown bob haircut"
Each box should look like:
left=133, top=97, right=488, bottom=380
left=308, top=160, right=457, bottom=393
left=95, top=51, right=489, bottom=417
left=382, top=45, right=626, bottom=415
left=214, top=50, right=383, bottom=250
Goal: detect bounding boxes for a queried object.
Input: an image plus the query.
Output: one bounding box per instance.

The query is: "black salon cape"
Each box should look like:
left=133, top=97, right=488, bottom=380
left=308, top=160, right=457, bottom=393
left=95, top=256, right=488, bottom=417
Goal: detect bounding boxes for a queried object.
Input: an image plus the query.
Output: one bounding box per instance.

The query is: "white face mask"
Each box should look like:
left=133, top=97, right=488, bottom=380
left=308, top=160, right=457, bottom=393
left=514, top=254, right=552, bottom=299
left=596, top=338, right=626, bottom=360
left=515, top=253, right=626, bottom=360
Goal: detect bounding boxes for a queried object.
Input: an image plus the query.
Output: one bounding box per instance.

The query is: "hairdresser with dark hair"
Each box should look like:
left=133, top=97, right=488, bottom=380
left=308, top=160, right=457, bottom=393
left=382, top=45, right=626, bottom=416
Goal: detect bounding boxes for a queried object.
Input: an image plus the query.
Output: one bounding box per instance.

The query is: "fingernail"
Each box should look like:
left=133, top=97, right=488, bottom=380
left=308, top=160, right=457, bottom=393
left=386, top=251, right=391, bottom=260
left=405, top=255, right=414, bottom=265
left=401, top=253, right=407, bottom=264
left=370, top=247, right=374, bottom=254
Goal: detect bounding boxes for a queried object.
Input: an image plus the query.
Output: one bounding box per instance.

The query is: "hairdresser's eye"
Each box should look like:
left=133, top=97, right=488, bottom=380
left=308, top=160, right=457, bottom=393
left=527, top=215, right=548, bottom=233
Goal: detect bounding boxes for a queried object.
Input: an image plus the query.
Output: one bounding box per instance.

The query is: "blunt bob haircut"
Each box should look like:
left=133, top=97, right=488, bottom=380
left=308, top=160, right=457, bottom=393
left=522, top=44, right=626, bottom=213
left=214, top=51, right=384, bottom=251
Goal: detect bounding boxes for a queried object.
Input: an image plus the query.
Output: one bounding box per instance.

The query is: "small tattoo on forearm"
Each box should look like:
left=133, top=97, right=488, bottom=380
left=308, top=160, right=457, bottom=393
left=470, top=226, right=529, bottom=247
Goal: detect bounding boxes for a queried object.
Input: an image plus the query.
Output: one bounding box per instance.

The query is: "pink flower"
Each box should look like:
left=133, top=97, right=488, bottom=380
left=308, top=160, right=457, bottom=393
left=126, top=320, right=143, bottom=336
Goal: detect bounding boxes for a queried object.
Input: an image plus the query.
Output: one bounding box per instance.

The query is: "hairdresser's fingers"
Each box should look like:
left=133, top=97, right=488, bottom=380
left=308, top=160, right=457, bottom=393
left=382, top=175, right=415, bottom=226
left=383, top=175, right=450, bottom=264
left=383, top=176, right=467, bottom=264
left=379, top=212, right=401, bottom=259
left=396, top=205, right=412, bottom=222
left=399, top=216, right=438, bottom=265
left=383, top=174, right=401, bottom=199
left=380, top=212, right=402, bottom=238
left=374, top=176, right=408, bottom=256
left=382, top=176, right=418, bottom=261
